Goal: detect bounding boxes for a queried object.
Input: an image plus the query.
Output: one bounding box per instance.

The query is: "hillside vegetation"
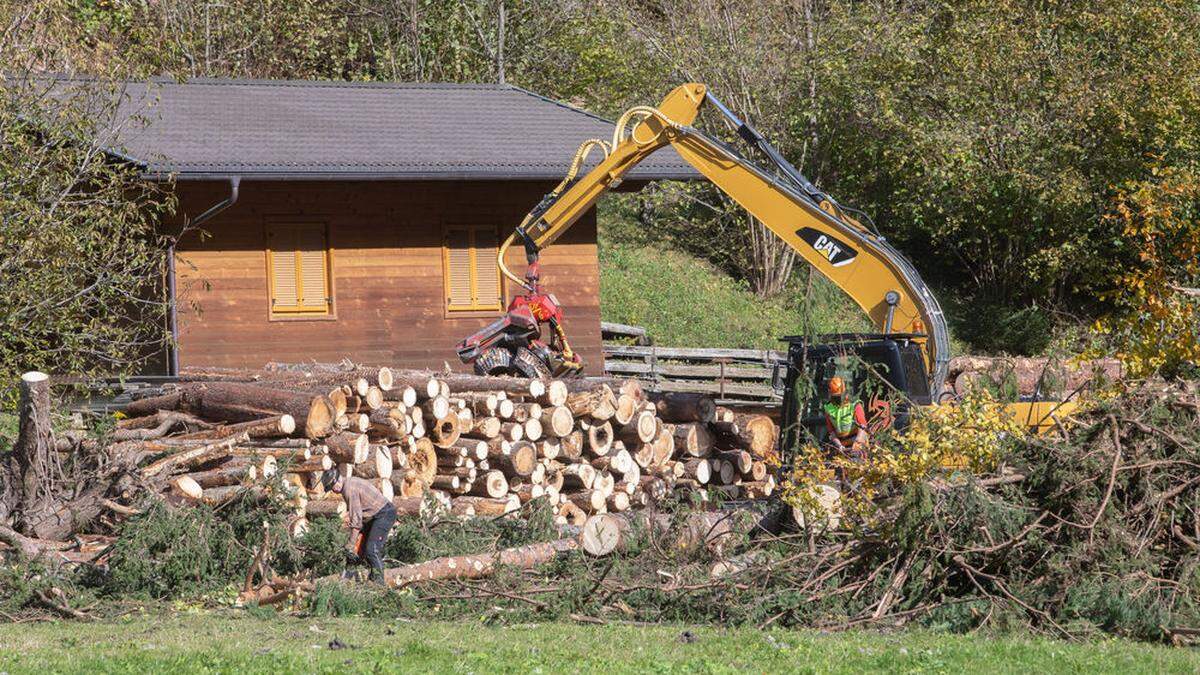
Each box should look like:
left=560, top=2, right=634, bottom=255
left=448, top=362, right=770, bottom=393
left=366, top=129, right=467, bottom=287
left=1, top=0, right=1196, bottom=378
left=598, top=240, right=868, bottom=350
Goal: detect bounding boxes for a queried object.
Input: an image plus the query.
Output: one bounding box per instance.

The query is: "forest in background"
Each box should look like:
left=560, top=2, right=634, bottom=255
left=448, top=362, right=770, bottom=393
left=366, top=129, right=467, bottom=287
left=3, top=0, right=1199, bottom=374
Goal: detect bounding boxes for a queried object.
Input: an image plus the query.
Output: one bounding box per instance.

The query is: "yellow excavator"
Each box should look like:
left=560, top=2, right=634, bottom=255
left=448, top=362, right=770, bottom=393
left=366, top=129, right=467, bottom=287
left=459, top=83, right=1073, bottom=457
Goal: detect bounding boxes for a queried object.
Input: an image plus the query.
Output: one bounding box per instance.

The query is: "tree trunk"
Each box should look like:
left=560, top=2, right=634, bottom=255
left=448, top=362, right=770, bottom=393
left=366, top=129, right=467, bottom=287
left=326, top=432, right=369, bottom=464
left=187, top=460, right=258, bottom=488
left=434, top=373, right=547, bottom=399
left=131, top=382, right=335, bottom=438
left=141, top=432, right=249, bottom=478
left=566, top=386, right=616, bottom=420
left=617, top=410, right=657, bottom=445
left=674, top=423, right=714, bottom=457
left=468, top=416, right=502, bottom=439
left=428, top=413, right=462, bottom=449
left=378, top=536, right=579, bottom=587
left=172, top=415, right=296, bottom=441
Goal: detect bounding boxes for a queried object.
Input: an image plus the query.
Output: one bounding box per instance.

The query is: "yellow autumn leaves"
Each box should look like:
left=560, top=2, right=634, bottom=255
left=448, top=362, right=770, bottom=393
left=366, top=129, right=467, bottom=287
left=782, top=391, right=1025, bottom=527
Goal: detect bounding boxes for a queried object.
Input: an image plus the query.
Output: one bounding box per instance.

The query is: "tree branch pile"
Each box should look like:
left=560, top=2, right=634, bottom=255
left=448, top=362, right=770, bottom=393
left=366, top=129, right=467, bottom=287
left=258, top=380, right=1200, bottom=643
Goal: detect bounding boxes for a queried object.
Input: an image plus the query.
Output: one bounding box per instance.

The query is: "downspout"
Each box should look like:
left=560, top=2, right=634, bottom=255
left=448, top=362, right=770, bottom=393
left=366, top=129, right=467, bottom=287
left=168, top=176, right=241, bottom=376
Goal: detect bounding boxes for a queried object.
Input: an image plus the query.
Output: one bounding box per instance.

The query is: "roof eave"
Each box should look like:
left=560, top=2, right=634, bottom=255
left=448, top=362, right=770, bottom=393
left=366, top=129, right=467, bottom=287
left=153, top=169, right=701, bottom=182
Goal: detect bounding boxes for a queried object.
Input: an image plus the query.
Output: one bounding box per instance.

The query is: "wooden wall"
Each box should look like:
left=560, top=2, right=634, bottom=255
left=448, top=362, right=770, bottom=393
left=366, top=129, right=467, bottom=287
left=172, top=180, right=603, bottom=374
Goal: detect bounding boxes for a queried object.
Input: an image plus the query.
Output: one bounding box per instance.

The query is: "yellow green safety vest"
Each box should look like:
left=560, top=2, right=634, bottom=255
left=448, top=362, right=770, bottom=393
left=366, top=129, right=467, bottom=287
left=823, top=400, right=861, bottom=438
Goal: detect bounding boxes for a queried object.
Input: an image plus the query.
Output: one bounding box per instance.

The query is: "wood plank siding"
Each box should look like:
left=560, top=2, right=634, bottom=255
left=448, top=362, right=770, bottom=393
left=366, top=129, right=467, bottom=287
left=172, top=180, right=603, bottom=374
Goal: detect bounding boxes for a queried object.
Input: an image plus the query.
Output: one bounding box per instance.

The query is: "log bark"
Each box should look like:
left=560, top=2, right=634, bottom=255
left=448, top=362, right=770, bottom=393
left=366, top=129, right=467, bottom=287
left=352, top=445, right=393, bottom=480
left=560, top=430, right=584, bottom=461
left=187, top=460, right=258, bottom=488
left=682, top=458, right=712, bottom=484
left=8, top=372, right=64, bottom=538
left=568, top=490, right=606, bottom=513
left=467, top=470, right=509, bottom=498
left=727, top=414, right=778, bottom=458
left=539, top=406, right=574, bottom=438
left=138, top=382, right=336, bottom=438
left=420, top=396, right=451, bottom=421
left=566, top=386, right=617, bottom=420
left=306, top=499, right=347, bottom=518
left=617, top=411, right=657, bottom=445
left=717, top=449, right=753, bottom=474
left=173, top=415, right=297, bottom=441
left=123, top=391, right=183, bottom=418
left=437, top=373, right=545, bottom=399
left=326, top=432, right=369, bottom=464
left=378, top=537, right=579, bottom=587
left=562, top=463, right=596, bottom=490
left=454, top=495, right=519, bottom=517
left=468, top=416, right=502, bottom=439
left=141, top=432, right=250, bottom=478
left=499, top=422, right=525, bottom=442
left=200, top=485, right=269, bottom=507
left=386, top=371, right=441, bottom=400
left=290, top=455, right=333, bottom=473
left=674, top=423, right=715, bottom=457
left=606, top=491, right=631, bottom=512
left=490, top=442, right=537, bottom=478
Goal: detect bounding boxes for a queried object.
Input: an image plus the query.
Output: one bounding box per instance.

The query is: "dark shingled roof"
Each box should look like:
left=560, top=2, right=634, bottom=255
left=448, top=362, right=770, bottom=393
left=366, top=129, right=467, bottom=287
left=99, top=77, right=697, bottom=181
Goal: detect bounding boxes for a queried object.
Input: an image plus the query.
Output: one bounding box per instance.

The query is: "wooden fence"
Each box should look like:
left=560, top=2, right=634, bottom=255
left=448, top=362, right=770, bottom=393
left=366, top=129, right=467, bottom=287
left=601, top=323, right=786, bottom=405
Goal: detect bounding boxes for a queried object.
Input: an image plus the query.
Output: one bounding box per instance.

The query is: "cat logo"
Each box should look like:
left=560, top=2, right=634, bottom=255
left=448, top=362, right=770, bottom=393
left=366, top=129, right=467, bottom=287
left=796, top=227, right=857, bottom=267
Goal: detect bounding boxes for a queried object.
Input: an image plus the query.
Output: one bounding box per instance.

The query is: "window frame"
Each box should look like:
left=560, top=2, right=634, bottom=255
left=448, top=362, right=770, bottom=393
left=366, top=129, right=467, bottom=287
left=264, top=219, right=337, bottom=321
left=442, top=223, right=505, bottom=316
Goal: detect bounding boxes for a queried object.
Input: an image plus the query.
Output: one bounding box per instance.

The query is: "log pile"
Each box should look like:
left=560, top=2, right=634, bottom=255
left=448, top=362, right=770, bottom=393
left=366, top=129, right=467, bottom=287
left=101, top=364, right=781, bottom=531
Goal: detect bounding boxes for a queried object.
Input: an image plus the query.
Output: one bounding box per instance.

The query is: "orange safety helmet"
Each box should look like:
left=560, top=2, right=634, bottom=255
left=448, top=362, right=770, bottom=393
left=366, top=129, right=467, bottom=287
left=828, top=376, right=846, bottom=398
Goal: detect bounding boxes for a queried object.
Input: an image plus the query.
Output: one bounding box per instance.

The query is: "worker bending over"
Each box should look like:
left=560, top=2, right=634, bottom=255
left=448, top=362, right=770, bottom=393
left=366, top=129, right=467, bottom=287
left=321, top=469, right=396, bottom=584
left=823, top=376, right=870, bottom=460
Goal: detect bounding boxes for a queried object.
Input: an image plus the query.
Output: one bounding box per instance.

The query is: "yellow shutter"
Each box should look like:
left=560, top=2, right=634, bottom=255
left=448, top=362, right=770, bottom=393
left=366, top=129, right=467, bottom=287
left=445, top=228, right=474, bottom=309
left=296, top=226, right=329, bottom=309
left=268, top=223, right=331, bottom=315
left=271, top=247, right=299, bottom=308
left=472, top=227, right=501, bottom=308
left=445, top=225, right=502, bottom=312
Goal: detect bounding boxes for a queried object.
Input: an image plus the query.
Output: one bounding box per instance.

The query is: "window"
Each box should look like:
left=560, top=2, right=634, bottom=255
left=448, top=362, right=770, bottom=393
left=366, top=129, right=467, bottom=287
left=266, top=222, right=332, bottom=316
left=443, top=224, right=503, bottom=312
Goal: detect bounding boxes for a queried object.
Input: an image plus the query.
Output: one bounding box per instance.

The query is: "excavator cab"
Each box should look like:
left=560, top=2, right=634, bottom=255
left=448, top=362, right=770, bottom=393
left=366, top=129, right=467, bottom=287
left=777, top=334, right=931, bottom=463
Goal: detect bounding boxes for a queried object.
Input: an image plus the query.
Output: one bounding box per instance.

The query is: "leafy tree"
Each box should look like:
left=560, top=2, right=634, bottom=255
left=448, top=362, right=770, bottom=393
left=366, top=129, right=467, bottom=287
left=0, top=4, right=175, bottom=389
left=1093, top=163, right=1200, bottom=378
left=810, top=0, right=1200, bottom=310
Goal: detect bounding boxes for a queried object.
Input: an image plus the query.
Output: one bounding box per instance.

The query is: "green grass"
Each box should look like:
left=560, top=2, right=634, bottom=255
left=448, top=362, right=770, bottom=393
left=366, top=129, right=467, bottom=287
left=1, top=612, right=1198, bottom=673
left=598, top=241, right=869, bottom=350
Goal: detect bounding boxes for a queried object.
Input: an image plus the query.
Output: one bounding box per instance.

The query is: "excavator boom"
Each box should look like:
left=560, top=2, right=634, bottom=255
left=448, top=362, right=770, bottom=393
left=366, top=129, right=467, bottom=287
left=506, top=83, right=950, bottom=398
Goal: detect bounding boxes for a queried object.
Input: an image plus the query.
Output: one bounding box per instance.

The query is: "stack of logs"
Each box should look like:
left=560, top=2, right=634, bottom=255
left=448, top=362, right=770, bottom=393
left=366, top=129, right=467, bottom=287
left=115, top=365, right=779, bottom=535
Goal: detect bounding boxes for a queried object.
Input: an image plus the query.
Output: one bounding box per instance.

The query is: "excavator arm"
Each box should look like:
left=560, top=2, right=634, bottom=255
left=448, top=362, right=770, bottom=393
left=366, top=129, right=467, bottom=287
left=502, top=83, right=951, bottom=398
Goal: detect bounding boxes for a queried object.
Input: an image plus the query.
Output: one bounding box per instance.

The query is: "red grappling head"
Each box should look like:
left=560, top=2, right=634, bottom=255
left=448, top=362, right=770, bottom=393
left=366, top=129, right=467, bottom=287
left=524, top=261, right=542, bottom=291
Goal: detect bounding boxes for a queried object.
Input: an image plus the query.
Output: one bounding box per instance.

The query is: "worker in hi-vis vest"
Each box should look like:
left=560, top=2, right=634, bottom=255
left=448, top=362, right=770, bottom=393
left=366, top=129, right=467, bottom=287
left=823, top=376, right=869, bottom=459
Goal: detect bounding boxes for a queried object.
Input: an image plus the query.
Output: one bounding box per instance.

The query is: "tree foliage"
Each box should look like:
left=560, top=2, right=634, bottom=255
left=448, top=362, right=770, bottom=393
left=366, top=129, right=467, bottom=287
left=1, top=4, right=175, bottom=388
left=4, top=0, right=1200, bottom=363
left=1092, top=163, right=1200, bottom=378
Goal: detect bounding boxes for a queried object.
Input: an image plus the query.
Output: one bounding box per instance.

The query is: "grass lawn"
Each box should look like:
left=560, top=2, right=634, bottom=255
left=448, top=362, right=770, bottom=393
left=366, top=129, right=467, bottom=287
left=1, top=612, right=1198, bottom=674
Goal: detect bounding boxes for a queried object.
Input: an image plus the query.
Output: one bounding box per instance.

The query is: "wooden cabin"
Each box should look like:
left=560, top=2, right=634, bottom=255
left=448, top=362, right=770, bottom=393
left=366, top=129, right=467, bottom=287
left=105, top=78, right=694, bottom=375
